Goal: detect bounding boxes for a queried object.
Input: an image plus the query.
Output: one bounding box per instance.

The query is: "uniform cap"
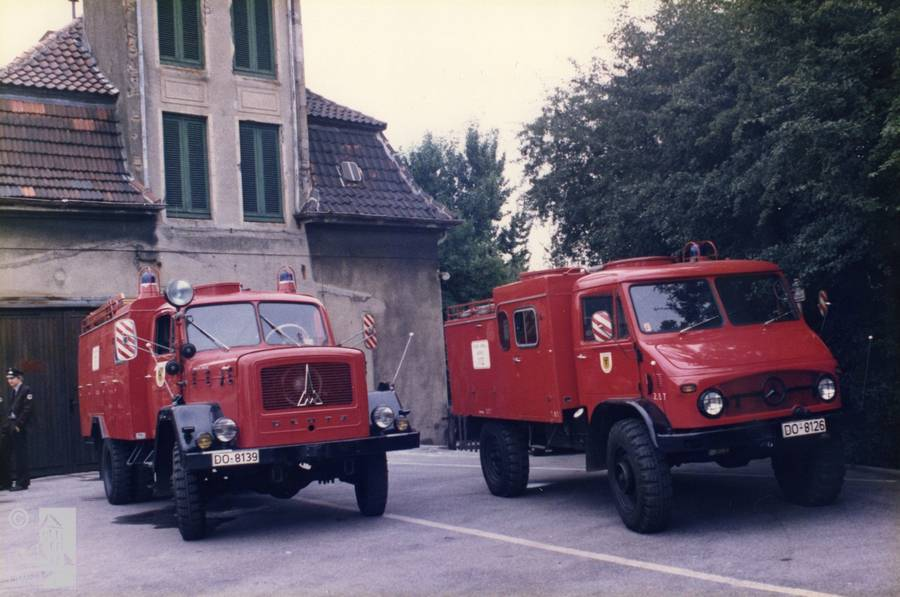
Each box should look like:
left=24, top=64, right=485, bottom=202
left=5, top=368, right=23, bottom=379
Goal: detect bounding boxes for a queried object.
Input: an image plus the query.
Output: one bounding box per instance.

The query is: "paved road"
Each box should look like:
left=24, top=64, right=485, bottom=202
left=1, top=447, right=898, bottom=595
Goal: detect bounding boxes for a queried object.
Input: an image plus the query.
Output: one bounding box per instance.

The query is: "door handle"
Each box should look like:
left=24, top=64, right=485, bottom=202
left=512, top=356, right=522, bottom=363
left=576, top=354, right=588, bottom=360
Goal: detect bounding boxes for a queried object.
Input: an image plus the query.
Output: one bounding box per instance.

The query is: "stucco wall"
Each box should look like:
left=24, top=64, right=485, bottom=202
left=306, top=223, right=450, bottom=444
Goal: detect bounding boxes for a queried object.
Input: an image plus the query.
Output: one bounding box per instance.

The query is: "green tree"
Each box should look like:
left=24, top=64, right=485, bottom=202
left=405, top=127, right=531, bottom=309
left=520, top=0, right=900, bottom=465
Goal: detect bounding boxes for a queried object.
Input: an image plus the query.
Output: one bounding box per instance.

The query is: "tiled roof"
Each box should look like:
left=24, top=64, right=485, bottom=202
left=0, top=98, right=155, bottom=208
left=0, top=18, right=117, bottom=96
left=307, top=90, right=386, bottom=130
left=302, top=124, right=455, bottom=225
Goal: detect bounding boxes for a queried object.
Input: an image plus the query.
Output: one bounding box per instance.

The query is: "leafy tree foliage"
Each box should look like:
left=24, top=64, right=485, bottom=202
left=405, top=127, right=531, bottom=309
left=521, top=0, right=900, bottom=465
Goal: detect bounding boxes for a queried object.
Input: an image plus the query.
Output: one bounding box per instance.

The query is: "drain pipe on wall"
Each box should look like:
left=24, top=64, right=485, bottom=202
left=288, top=0, right=312, bottom=214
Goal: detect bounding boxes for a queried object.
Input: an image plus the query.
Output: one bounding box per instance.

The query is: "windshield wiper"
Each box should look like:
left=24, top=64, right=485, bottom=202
left=679, top=314, right=720, bottom=335
left=764, top=310, right=793, bottom=326
left=186, top=317, right=230, bottom=351
left=260, top=315, right=303, bottom=347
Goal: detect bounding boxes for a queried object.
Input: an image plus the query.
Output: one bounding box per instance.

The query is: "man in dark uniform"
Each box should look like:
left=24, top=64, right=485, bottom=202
left=3, top=368, right=33, bottom=491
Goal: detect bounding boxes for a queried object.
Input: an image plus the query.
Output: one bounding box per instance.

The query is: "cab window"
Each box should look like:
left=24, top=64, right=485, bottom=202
left=615, top=296, right=630, bottom=339
left=154, top=314, right=173, bottom=354
left=581, top=295, right=613, bottom=341
left=497, top=311, right=511, bottom=351
left=185, top=303, right=260, bottom=351
left=513, top=308, right=539, bottom=347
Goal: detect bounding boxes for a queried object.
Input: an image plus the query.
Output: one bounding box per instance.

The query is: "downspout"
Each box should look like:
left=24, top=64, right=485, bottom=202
left=288, top=0, right=311, bottom=214
left=136, top=0, right=150, bottom=187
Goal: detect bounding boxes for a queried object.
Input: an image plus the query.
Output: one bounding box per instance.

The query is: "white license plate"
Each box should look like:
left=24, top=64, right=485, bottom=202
left=210, top=449, right=260, bottom=467
left=781, top=418, right=827, bottom=439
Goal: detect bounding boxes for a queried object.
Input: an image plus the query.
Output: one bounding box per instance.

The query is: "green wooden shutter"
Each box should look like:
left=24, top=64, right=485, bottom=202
left=239, top=122, right=258, bottom=215
left=260, top=126, right=281, bottom=215
left=181, top=0, right=201, bottom=63
left=233, top=0, right=251, bottom=70
left=162, top=114, right=183, bottom=209
left=185, top=119, right=208, bottom=212
left=254, top=0, right=273, bottom=73
left=158, top=0, right=176, bottom=60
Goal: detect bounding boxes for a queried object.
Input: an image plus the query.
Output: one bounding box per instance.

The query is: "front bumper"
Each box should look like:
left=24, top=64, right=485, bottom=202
left=183, top=431, right=419, bottom=471
left=656, top=411, right=841, bottom=455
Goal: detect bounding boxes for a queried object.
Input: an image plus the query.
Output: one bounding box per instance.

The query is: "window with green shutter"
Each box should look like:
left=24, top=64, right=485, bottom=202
left=239, top=121, right=282, bottom=221
left=163, top=113, right=210, bottom=218
left=232, top=0, right=275, bottom=76
left=158, top=0, right=204, bottom=67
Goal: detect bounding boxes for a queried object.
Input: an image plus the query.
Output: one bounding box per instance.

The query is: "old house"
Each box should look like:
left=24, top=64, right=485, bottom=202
left=0, top=1, right=455, bottom=475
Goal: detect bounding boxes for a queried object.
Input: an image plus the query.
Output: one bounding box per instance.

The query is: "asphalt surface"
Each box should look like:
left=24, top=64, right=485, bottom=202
left=1, top=447, right=898, bottom=596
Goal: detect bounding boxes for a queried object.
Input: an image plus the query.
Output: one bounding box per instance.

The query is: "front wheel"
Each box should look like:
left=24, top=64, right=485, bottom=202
left=355, top=453, right=388, bottom=516
left=172, top=444, right=207, bottom=540
left=101, top=439, right=134, bottom=505
left=772, top=434, right=845, bottom=506
left=606, top=419, right=672, bottom=533
left=479, top=422, right=529, bottom=497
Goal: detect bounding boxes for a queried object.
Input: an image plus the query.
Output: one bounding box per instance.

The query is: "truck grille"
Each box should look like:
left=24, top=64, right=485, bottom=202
left=260, top=362, right=353, bottom=411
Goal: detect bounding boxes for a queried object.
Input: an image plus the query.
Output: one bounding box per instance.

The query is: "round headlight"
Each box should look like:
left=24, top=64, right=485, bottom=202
left=164, top=279, right=194, bottom=307
left=213, top=417, right=238, bottom=442
left=817, top=376, right=837, bottom=402
left=698, top=390, right=725, bottom=418
left=372, top=405, right=395, bottom=430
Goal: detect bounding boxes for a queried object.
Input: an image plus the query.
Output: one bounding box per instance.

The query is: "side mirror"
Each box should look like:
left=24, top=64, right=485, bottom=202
left=164, top=360, right=182, bottom=375
left=591, top=311, right=614, bottom=342
left=180, top=343, right=197, bottom=359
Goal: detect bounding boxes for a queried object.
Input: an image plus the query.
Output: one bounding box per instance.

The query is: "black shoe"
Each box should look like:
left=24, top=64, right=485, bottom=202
left=9, top=485, right=27, bottom=492
left=0, top=485, right=10, bottom=491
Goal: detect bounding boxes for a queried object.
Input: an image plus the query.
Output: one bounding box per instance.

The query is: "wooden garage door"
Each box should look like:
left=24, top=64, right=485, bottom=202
left=0, top=308, right=96, bottom=476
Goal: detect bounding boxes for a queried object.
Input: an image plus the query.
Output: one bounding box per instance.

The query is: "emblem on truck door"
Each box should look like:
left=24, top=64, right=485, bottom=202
left=600, top=352, right=613, bottom=374
left=297, top=364, right=324, bottom=407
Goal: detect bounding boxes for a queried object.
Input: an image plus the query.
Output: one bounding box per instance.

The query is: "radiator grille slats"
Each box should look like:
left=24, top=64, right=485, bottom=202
left=260, top=362, right=353, bottom=411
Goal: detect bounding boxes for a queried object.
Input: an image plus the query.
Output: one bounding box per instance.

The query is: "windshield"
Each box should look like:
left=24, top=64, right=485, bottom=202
left=259, top=302, right=329, bottom=346
left=629, top=279, right=722, bottom=334
left=186, top=303, right=260, bottom=351
left=716, top=273, right=798, bottom=325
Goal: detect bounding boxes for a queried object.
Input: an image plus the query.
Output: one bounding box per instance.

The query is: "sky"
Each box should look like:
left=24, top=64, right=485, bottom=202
left=0, top=0, right=659, bottom=267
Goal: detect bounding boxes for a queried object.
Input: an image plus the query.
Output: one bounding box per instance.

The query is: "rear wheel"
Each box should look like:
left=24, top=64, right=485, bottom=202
left=355, top=452, right=389, bottom=516
left=479, top=422, right=529, bottom=497
left=101, top=439, right=134, bottom=505
left=606, top=419, right=672, bottom=533
left=172, top=444, right=206, bottom=540
left=772, top=434, right=845, bottom=506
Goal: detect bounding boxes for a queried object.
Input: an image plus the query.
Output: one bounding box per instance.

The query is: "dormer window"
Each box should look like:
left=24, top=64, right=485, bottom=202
left=339, top=161, right=363, bottom=184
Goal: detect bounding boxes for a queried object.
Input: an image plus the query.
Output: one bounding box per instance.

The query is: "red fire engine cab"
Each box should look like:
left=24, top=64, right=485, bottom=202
left=445, top=242, right=844, bottom=533
left=78, top=268, right=418, bottom=540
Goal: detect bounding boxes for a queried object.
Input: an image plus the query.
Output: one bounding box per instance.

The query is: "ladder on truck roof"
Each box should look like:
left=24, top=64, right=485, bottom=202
left=81, top=294, right=126, bottom=333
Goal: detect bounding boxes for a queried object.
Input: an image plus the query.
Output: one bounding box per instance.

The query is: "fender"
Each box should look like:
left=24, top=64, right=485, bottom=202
left=592, top=399, right=671, bottom=447
left=586, top=399, right=672, bottom=470
left=155, top=402, right=225, bottom=455
left=89, top=415, right=109, bottom=443
left=366, top=390, right=405, bottom=433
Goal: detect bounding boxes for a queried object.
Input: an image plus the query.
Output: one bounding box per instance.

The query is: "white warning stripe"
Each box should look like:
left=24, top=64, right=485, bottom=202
left=299, top=497, right=841, bottom=597
left=592, top=312, right=613, bottom=340
left=114, top=318, right=138, bottom=361
left=363, top=313, right=375, bottom=329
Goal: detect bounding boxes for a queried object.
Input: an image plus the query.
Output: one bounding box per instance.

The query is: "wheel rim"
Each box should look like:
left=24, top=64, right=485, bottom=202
left=613, top=449, right=636, bottom=503
left=484, top=435, right=502, bottom=480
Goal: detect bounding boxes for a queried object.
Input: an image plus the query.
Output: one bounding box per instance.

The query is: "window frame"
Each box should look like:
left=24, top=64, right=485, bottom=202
left=162, top=112, right=210, bottom=219
left=580, top=294, right=614, bottom=342
left=513, top=307, right=539, bottom=348
left=158, top=0, right=204, bottom=68
left=154, top=314, right=175, bottom=355
left=497, top=311, right=511, bottom=352
left=239, top=120, right=284, bottom=222
left=231, top=0, right=277, bottom=77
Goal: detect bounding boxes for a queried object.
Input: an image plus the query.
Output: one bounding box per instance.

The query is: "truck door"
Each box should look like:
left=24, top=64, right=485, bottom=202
left=574, top=288, right=640, bottom=408
left=148, top=313, right=175, bottom=416
left=507, top=305, right=550, bottom=420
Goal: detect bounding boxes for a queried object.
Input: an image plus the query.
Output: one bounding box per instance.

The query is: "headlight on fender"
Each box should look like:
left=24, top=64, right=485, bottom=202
left=698, top=390, right=725, bottom=418
left=213, top=417, right=238, bottom=442
left=372, top=405, right=395, bottom=430
left=817, top=376, right=837, bottom=402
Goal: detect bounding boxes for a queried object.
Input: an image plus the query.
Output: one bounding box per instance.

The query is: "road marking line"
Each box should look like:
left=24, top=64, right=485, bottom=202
left=390, top=462, right=582, bottom=472
left=675, top=472, right=896, bottom=484
left=299, top=497, right=841, bottom=597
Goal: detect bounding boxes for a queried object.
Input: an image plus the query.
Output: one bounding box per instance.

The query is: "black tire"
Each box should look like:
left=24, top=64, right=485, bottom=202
left=772, top=434, right=845, bottom=506
left=101, top=439, right=134, bottom=505
left=355, top=452, right=389, bottom=516
left=172, top=444, right=206, bottom=540
left=479, top=422, right=529, bottom=497
left=132, top=465, right=155, bottom=502
left=606, top=419, right=672, bottom=533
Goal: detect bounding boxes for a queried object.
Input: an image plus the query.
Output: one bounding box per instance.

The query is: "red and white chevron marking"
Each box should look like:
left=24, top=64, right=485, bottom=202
left=363, top=313, right=376, bottom=332
left=591, top=311, right=613, bottom=341
left=364, top=330, right=378, bottom=350
left=114, top=318, right=138, bottom=361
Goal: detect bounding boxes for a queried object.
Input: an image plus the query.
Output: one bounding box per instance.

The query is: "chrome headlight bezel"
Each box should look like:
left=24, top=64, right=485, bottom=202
left=371, top=405, right=395, bottom=430
left=698, top=389, right=726, bottom=418
left=213, top=417, right=238, bottom=443
left=164, top=279, right=194, bottom=307
left=816, top=376, right=837, bottom=402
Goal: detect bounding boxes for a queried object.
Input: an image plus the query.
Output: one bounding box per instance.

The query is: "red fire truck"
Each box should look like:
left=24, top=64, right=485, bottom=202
left=445, top=242, right=844, bottom=532
left=78, top=268, right=418, bottom=540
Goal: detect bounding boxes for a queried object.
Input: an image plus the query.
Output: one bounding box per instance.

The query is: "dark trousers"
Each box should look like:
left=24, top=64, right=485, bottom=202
left=12, top=428, right=29, bottom=487
left=0, top=429, right=10, bottom=487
